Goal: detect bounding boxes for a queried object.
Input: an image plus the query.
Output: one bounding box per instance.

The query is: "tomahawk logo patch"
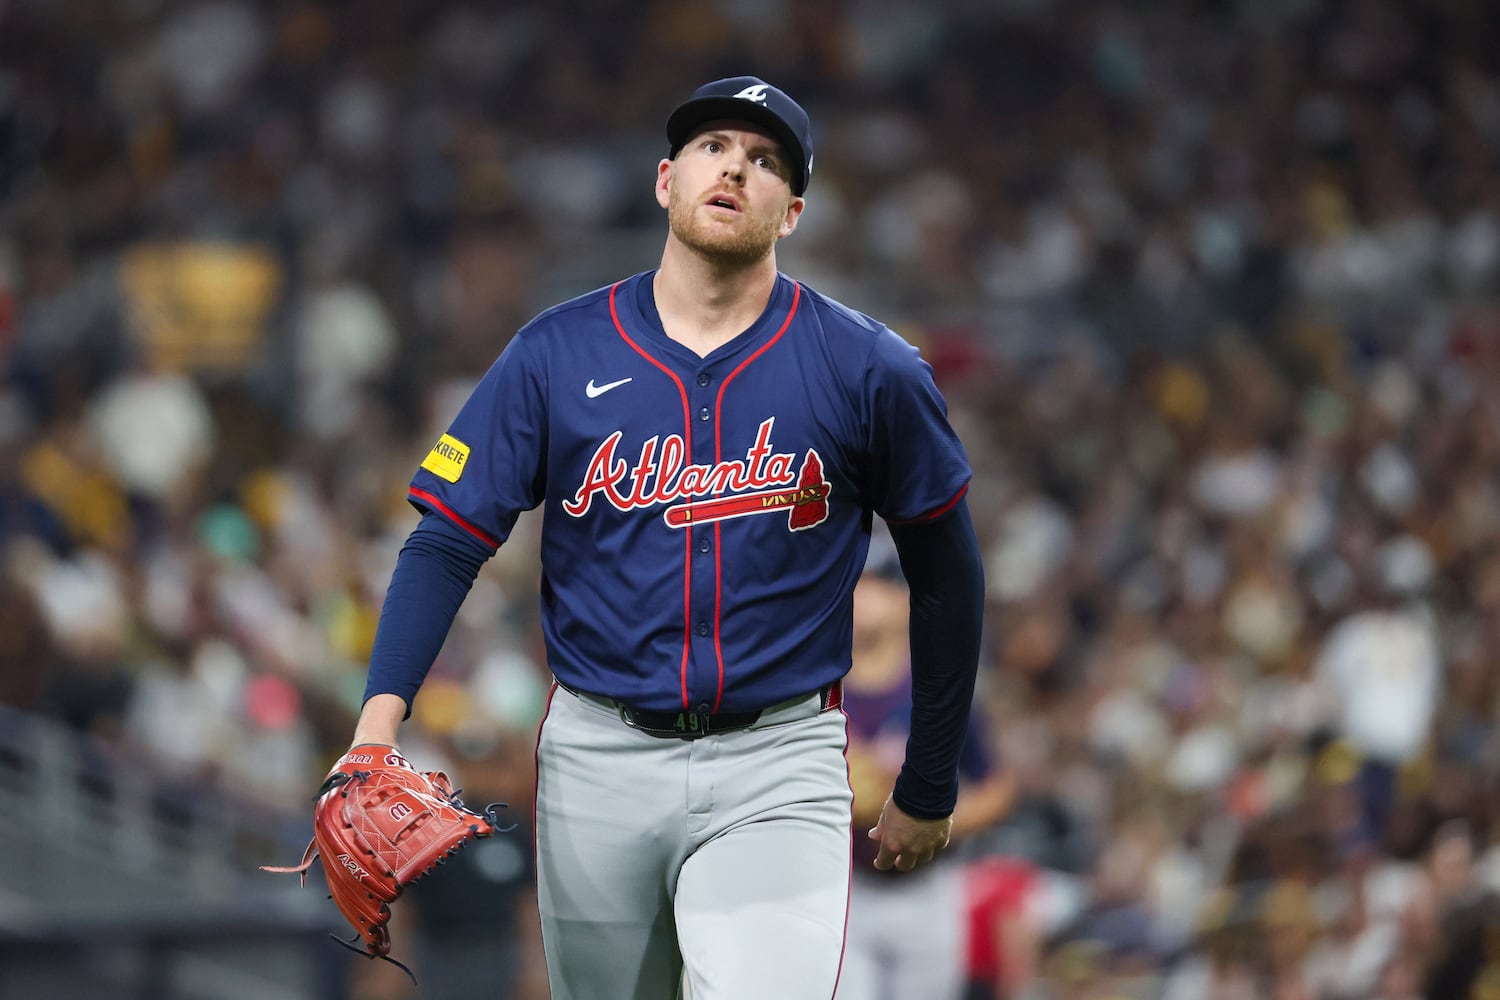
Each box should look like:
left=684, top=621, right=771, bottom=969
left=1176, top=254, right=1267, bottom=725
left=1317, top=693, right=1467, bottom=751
left=563, top=417, right=830, bottom=531
left=663, top=451, right=829, bottom=530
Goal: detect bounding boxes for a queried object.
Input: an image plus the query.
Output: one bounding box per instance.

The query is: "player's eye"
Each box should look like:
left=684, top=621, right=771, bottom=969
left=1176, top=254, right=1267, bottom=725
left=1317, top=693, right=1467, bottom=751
left=703, top=139, right=722, bottom=153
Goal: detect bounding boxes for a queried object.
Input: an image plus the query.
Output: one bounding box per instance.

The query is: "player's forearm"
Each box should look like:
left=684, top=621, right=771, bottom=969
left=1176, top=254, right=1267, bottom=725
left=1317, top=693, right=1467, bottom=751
left=361, top=511, right=491, bottom=718
left=888, top=496, right=985, bottom=819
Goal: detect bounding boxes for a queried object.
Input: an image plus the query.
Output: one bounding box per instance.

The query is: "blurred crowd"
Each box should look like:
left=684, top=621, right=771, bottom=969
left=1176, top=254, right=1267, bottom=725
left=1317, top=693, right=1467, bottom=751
left=4, top=0, right=1500, bottom=997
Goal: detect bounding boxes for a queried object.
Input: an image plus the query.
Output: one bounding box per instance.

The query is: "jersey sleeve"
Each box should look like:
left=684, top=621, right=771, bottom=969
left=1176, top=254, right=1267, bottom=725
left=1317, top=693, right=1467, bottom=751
left=408, top=332, right=547, bottom=549
left=863, top=328, right=972, bottom=523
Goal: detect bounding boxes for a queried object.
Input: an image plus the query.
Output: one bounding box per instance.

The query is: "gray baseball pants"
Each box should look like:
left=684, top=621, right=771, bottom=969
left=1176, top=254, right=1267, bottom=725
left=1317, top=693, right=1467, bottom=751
left=536, top=682, right=853, bottom=999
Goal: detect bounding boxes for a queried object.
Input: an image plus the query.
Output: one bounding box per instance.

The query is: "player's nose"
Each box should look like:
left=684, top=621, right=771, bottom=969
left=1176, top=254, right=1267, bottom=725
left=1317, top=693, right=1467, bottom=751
left=720, top=148, right=748, bottom=183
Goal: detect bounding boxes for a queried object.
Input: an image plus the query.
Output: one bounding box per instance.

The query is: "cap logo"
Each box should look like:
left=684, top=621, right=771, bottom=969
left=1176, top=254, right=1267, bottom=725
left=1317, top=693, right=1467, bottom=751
left=733, top=83, right=770, bottom=104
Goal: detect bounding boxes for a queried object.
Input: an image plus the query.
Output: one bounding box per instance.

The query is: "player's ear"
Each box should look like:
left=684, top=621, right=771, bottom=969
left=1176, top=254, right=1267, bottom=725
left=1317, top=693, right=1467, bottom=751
left=778, top=195, right=805, bottom=239
left=655, top=159, right=673, bottom=209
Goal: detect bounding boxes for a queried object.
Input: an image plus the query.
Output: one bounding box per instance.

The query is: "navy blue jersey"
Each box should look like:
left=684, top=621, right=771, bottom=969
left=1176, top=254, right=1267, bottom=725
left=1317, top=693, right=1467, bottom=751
left=408, top=271, right=971, bottom=713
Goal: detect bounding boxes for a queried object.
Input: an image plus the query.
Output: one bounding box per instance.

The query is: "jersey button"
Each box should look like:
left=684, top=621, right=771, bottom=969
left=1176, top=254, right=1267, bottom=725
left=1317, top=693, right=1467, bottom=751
left=698, top=538, right=711, bottom=553
left=697, top=373, right=711, bottom=387
left=698, top=406, right=710, bottom=421
left=695, top=622, right=710, bottom=636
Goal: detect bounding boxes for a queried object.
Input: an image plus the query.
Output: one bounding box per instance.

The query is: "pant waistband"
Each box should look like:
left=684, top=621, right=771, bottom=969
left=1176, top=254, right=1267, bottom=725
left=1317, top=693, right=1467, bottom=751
left=554, top=679, right=843, bottom=740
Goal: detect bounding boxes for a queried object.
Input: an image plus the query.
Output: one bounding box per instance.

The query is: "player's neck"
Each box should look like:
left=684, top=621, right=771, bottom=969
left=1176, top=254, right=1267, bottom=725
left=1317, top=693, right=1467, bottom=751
left=653, top=243, right=779, bottom=358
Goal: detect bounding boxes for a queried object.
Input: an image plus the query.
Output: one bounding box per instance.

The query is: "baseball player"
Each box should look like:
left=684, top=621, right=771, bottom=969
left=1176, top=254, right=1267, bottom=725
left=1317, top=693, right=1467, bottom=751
left=346, top=76, right=986, bottom=1000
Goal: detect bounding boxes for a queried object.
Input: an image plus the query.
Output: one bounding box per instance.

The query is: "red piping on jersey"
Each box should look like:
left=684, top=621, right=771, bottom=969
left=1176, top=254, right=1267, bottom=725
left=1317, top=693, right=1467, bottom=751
left=608, top=281, right=696, bottom=709
left=408, top=486, right=500, bottom=548
left=710, top=281, right=801, bottom=710
left=884, top=481, right=969, bottom=526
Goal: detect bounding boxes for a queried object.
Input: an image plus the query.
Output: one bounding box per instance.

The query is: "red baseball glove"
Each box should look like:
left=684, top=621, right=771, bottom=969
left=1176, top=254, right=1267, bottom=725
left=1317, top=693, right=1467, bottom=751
left=261, top=744, right=503, bottom=972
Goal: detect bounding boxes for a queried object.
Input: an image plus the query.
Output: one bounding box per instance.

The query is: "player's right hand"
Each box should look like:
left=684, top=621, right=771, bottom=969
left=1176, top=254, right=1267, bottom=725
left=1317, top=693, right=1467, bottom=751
left=868, top=796, right=952, bottom=872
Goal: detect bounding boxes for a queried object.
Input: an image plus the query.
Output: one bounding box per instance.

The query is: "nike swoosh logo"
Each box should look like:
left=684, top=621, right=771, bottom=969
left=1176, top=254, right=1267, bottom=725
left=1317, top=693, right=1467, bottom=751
left=585, top=377, right=633, bottom=398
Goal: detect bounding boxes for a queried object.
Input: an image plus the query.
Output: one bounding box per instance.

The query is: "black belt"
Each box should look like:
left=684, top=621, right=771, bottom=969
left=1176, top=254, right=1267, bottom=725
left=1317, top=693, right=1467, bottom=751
left=557, top=680, right=842, bottom=740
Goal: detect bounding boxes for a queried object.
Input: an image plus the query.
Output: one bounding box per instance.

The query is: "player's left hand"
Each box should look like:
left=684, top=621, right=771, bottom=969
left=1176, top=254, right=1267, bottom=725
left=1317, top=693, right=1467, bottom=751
left=868, top=796, right=953, bottom=872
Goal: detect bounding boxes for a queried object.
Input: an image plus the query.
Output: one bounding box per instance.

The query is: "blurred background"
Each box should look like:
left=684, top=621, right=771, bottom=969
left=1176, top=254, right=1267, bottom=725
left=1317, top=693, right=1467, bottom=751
left=3, top=0, right=1500, bottom=997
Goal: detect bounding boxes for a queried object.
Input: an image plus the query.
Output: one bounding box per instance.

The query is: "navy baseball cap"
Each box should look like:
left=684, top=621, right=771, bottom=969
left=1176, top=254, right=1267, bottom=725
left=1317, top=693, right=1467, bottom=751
left=666, top=76, right=814, bottom=195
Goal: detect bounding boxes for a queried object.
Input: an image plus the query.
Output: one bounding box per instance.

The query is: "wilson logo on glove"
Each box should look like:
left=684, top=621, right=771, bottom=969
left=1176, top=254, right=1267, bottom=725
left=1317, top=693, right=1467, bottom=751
left=261, top=743, right=513, bottom=983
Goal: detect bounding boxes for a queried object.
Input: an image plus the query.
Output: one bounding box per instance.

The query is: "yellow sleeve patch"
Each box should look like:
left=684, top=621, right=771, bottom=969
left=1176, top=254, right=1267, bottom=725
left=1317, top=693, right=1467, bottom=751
left=421, top=434, right=471, bottom=483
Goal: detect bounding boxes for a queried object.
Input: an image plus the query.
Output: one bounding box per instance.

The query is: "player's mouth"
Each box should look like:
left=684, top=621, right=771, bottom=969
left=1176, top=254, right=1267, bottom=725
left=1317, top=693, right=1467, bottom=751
left=704, top=192, right=742, bottom=213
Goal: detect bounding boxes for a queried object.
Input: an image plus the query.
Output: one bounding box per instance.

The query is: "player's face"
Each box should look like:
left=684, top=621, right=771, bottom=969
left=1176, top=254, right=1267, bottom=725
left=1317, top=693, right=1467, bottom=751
left=658, top=123, right=804, bottom=266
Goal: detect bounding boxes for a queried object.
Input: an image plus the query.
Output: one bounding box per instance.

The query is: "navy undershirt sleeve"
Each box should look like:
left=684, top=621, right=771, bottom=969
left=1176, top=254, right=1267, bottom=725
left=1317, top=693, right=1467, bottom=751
left=362, top=511, right=491, bottom=716
left=887, top=497, right=986, bottom=820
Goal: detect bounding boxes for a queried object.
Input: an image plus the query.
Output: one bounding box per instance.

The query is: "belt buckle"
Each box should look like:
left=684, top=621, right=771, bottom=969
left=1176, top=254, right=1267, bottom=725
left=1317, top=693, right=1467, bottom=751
left=618, top=703, right=714, bottom=739
left=673, top=704, right=713, bottom=739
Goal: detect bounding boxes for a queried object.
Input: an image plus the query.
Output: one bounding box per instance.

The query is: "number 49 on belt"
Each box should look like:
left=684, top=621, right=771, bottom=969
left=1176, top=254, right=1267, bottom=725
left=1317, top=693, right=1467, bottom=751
left=675, top=707, right=711, bottom=735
